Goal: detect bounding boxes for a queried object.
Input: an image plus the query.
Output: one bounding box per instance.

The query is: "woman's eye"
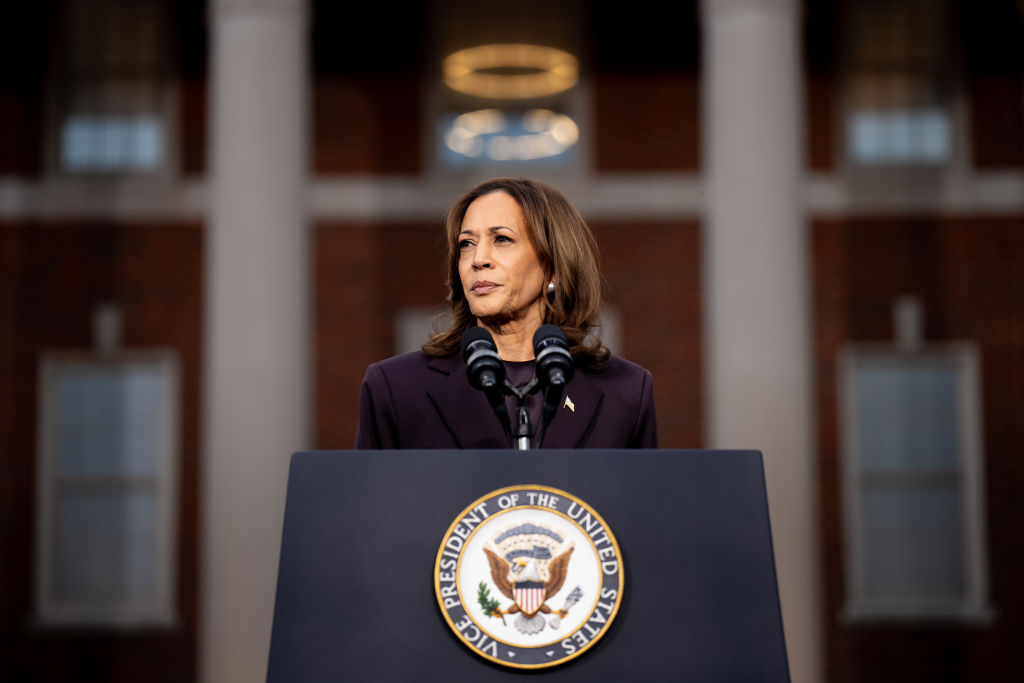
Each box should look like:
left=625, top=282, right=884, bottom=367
left=495, top=234, right=512, bottom=243
left=457, top=239, right=472, bottom=249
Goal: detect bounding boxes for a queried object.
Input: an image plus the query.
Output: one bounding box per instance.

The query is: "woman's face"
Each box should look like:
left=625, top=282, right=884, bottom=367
left=457, top=191, right=546, bottom=329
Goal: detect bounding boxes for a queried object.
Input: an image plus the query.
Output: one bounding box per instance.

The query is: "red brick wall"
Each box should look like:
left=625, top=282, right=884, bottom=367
left=313, top=220, right=448, bottom=448
left=593, top=74, right=701, bottom=172
left=0, top=220, right=203, bottom=683
left=812, top=215, right=1024, bottom=683
left=588, top=0, right=700, bottom=173
left=805, top=1, right=838, bottom=172
left=968, top=74, right=1024, bottom=169
left=180, top=79, right=207, bottom=176
left=176, top=0, right=207, bottom=176
left=591, top=219, right=703, bottom=448
left=0, top=3, right=48, bottom=177
left=310, top=0, right=425, bottom=176
left=961, top=2, right=1024, bottom=169
left=312, top=76, right=423, bottom=175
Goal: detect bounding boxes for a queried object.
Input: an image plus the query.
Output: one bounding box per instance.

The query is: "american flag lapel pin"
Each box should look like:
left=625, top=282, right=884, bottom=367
left=563, top=395, right=575, bottom=412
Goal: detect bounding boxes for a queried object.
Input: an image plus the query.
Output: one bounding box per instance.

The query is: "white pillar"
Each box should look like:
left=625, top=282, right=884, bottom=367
left=701, top=1, right=820, bottom=682
left=202, top=0, right=309, bottom=681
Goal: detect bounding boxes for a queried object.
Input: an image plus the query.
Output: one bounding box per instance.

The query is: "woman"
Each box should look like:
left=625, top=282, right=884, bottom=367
left=355, top=178, right=656, bottom=449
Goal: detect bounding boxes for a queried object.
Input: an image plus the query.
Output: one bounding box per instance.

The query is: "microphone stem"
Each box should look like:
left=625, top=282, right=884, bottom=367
left=513, top=404, right=531, bottom=451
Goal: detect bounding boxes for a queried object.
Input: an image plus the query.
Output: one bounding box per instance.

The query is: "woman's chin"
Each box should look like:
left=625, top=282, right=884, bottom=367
left=474, top=312, right=513, bottom=328
left=473, top=303, right=545, bottom=332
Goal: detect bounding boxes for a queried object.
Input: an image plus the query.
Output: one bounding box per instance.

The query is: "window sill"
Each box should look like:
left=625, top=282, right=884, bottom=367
left=32, top=609, right=182, bottom=634
left=840, top=600, right=997, bottom=627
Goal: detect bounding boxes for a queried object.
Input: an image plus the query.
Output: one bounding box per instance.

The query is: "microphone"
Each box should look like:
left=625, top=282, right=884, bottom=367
left=461, top=326, right=506, bottom=391
left=533, top=325, right=574, bottom=441
left=533, top=324, right=575, bottom=387
left=461, top=327, right=511, bottom=441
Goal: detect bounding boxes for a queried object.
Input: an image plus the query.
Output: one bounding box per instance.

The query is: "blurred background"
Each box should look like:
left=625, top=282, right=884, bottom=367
left=1, top=0, right=1022, bottom=681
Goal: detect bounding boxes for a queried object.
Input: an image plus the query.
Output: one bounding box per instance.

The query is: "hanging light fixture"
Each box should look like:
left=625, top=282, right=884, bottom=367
left=443, top=43, right=579, bottom=99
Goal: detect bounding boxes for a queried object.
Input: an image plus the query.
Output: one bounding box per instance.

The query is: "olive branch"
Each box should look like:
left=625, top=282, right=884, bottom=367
left=477, top=582, right=505, bottom=624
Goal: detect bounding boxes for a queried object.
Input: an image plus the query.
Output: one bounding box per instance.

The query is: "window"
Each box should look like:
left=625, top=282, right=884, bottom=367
left=839, top=344, right=992, bottom=621
left=843, top=0, right=954, bottom=166
left=35, top=351, right=179, bottom=627
left=51, top=0, right=173, bottom=174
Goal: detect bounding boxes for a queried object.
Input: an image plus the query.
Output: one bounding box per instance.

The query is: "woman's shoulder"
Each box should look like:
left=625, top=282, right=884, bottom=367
left=365, top=350, right=460, bottom=380
left=370, top=350, right=430, bottom=371
left=579, top=353, right=653, bottom=405
left=584, top=353, right=652, bottom=381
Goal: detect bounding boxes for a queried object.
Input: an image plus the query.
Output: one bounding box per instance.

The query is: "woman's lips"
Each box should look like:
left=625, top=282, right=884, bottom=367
left=471, top=281, right=498, bottom=294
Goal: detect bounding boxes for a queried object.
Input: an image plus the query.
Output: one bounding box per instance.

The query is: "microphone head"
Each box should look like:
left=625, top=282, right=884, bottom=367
left=462, top=326, right=505, bottom=390
left=461, top=326, right=496, bottom=360
left=532, top=324, right=568, bottom=349
left=533, top=324, right=574, bottom=386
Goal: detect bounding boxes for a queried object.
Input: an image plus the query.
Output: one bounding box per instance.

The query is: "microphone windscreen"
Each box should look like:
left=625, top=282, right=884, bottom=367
left=461, top=326, right=496, bottom=359
left=533, top=324, right=574, bottom=386
left=533, top=323, right=568, bottom=348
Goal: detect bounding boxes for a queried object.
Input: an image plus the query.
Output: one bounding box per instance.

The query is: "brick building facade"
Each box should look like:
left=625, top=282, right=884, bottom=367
left=1, top=1, right=1022, bottom=681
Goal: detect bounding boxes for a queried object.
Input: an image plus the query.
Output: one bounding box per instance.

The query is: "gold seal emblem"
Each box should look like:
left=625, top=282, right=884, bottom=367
left=434, top=485, right=624, bottom=669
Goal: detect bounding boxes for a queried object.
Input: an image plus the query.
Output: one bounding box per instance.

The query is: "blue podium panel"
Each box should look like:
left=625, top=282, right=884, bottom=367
left=267, top=450, right=790, bottom=682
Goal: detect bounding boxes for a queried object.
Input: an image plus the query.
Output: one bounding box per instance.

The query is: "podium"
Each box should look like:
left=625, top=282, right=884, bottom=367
left=267, top=450, right=790, bottom=681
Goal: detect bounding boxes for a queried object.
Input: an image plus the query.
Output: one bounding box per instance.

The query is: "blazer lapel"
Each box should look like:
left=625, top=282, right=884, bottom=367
left=540, top=370, right=603, bottom=448
left=426, top=356, right=509, bottom=448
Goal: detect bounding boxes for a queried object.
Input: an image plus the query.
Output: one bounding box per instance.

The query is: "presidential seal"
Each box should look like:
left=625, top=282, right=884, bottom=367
left=434, top=485, right=624, bottom=669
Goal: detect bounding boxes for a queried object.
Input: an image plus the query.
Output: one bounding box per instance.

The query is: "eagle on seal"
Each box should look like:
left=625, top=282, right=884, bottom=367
left=483, top=523, right=575, bottom=635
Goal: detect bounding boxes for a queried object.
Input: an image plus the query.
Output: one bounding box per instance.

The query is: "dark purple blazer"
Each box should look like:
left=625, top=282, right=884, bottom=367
left=355, top=351, right=657, bottom=449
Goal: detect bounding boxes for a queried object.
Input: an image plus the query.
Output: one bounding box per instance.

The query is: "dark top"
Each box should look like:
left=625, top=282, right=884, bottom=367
left=354, top=351, right=657, bottom=449
left=502, top=360, right=545, bottom=446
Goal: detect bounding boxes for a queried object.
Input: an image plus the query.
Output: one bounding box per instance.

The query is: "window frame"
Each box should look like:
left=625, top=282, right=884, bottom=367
left=34, top=349, right=180, bottom=629
left=43, top=0, right=180, bottom=180
left=838, top=342, right=993, bottom=623
left=837, top=0, right=969, bottom=179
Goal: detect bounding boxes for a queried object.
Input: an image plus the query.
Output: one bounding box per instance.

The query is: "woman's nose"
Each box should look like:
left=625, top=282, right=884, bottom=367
left=472, top=243, right=492, bottom=269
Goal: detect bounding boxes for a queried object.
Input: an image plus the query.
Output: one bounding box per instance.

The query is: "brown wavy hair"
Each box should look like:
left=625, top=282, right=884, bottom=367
left=422, top=178, right=610, bottom=368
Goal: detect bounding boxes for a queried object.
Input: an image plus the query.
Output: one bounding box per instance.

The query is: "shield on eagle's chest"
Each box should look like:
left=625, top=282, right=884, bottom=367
left=513, top=581, right=546, bottom=616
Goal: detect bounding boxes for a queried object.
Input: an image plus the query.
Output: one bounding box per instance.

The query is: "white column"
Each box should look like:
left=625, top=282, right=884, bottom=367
left=701, top=1, right=820, bottom=682
left=202, top=0, right=309, bottom=681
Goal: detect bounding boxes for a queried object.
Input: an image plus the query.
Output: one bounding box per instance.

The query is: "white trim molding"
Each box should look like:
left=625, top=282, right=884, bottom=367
left=2, top=172, right=1023, bottom=222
